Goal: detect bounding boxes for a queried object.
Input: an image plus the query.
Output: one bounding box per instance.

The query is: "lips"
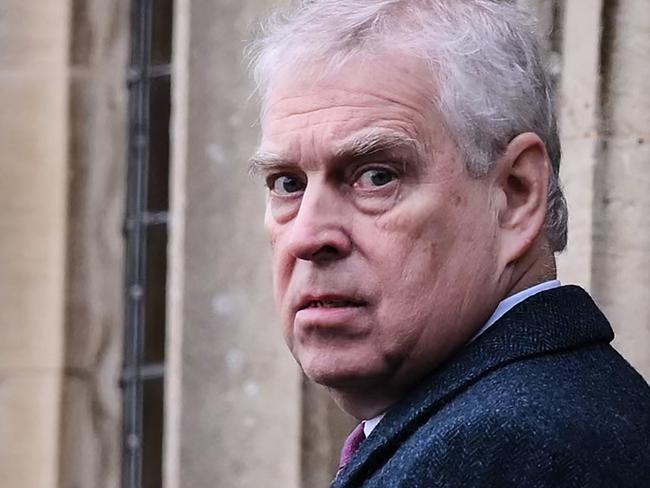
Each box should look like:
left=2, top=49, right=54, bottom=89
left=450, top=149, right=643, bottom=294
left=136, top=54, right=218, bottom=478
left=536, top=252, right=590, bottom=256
left=293, top=294, right=368, bottom=330
left=297, top=295, right=366, bottom=312
left=305, top=299, right=363, bottom=309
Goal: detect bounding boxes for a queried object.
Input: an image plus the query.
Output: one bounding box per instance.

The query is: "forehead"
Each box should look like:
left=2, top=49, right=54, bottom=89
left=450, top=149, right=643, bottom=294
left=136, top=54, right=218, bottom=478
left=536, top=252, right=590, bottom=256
left=259, top=54, right=443, bottom=159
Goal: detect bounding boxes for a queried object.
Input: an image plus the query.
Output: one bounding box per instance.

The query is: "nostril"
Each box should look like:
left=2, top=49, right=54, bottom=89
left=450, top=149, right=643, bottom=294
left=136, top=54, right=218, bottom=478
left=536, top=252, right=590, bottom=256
left=313, top=245, right=341, bottom=260
left=320, top=245, right=339, bottom=255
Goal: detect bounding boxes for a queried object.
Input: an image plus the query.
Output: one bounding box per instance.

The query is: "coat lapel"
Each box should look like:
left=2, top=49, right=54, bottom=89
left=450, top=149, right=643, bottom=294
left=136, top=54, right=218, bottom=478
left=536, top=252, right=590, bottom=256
left=332, top=286, right=614, bottom=487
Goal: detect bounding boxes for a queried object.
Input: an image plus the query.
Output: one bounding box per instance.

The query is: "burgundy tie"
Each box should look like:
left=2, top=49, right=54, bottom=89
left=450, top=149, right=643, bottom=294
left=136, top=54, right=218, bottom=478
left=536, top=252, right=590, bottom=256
left=337, top=423, right=366, bottom=473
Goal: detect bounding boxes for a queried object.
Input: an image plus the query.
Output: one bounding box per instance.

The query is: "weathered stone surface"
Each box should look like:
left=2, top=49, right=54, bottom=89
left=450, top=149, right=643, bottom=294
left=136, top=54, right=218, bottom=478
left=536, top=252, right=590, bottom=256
left=167, top=1, right=302, bottom=487
left=0, top=1, right=69, bottom=487
left=0, top=2, right=69, bottom=68
left=301, top=380, right=356, bottom=488
left=0, top=50, right=68, bottom=374
left=57, top=1, right=129, bottom=487
left=592, top=0, right=650, bottom=378
left=556, top=0, right=603, bottom=288
left=0, top=375, right=62, bottom=488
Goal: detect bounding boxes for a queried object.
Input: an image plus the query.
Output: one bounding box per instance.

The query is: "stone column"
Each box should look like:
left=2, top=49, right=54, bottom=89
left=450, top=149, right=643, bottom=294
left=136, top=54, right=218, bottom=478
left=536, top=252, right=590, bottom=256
left=592, top=0, right=650, bottom=378
left=165, top=1, right=301, bottom=487
left=58, top=1, right=130, bottom=487
left=0, top=2, right=70, bottom=487
left=300, top=381, right=355, bottom=488
left=556, top=0, right=604, bottom=287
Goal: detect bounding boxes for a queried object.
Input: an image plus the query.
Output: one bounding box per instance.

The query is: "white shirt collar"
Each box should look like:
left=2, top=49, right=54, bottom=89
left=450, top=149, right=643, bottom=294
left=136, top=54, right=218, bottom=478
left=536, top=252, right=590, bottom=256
left=362, top=280, right=561, bottom=437
left=363, top=414, right=385, bottom=437
left=469, top=279, right=561, bottom=343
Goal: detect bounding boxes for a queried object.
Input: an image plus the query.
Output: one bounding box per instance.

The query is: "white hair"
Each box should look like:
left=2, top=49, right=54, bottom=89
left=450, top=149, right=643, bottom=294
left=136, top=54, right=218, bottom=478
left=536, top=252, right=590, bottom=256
left=248, top=0, right=568, bottom=252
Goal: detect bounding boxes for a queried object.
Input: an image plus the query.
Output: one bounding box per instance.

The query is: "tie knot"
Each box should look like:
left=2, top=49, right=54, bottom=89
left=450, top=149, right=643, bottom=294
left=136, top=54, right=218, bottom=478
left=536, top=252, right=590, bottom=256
left=338, top=423, right=366, bottom=472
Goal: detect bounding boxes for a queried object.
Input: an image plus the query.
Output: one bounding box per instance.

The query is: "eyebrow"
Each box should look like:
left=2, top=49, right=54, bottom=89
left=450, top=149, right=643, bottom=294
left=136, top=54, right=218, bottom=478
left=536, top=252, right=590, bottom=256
left=334, top=128, right=422, bottom=163
left=248, top=128, right=423, bottom=176
left=248, top=150, right=289, bottom=176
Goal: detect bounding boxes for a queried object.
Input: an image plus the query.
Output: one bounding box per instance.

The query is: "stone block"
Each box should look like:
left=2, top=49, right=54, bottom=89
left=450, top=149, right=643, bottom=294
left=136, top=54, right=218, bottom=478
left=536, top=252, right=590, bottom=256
left=0, top=56, right=68, bottom=374
left=0, top=1, right=69, bottom=70
left=0, top=374, right=61, bottom=488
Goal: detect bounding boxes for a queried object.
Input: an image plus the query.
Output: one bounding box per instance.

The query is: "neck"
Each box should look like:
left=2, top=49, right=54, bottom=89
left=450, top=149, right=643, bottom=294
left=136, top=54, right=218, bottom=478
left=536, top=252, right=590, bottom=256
left=503, top=240, right=557, bottom=299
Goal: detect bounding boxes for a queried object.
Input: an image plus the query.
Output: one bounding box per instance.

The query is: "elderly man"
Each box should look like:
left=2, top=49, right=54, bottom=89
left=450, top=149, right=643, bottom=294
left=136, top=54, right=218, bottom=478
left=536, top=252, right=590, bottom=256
left=249, top=1, right=650, bottom=486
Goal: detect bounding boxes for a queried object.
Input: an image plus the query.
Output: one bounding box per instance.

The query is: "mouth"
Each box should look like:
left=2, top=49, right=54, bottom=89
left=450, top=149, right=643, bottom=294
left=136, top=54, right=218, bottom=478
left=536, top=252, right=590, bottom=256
left=294, top=294, right=369, bottom=330
left=297, top=296, right=367, bottom=312
left=303, top=299, right=364, bottom=309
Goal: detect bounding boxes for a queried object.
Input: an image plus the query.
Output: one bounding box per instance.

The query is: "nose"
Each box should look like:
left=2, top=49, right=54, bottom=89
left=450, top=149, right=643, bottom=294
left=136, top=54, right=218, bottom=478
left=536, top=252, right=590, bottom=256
left=286, top=182, right=352, bottom=263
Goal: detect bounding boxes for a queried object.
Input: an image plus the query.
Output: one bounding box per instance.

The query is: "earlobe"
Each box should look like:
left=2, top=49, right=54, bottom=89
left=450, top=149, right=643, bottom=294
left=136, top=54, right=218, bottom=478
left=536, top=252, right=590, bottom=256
left=496, top=132, right=550, bottom=265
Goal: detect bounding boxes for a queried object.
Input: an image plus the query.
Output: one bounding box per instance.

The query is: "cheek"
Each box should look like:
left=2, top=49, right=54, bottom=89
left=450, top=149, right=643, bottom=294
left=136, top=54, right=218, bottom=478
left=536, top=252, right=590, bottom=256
left=367, top=192, right=481, bottom=318
left=268, top=197, right=300, bottom=223
left=264, top=216, right=290, bottom=306
left=371, top=195, right=447, bottom=276
left=264, top=203, right=278, bottom=246
left=373, top=189, right=437, bottom=236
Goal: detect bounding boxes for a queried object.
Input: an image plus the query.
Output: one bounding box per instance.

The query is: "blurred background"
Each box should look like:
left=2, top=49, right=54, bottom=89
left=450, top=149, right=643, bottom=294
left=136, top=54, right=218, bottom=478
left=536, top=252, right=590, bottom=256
left=0, top=0, right=648, bottom=487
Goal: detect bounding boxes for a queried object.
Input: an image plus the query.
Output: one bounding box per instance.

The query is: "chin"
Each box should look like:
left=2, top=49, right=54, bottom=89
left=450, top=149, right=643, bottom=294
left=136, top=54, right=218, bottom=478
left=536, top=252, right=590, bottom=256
left=300, top=353, right=389, bottom=390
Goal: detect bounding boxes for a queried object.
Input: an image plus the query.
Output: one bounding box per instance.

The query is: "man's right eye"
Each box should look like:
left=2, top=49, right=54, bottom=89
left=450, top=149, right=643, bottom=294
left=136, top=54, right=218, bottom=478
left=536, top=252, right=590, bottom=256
left=267, top=175, right=306, bottom=196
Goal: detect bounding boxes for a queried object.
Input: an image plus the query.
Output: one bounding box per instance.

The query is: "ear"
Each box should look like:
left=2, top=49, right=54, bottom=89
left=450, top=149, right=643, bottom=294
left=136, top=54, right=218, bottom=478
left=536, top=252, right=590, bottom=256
left=494, top=132, right=549, bottom=267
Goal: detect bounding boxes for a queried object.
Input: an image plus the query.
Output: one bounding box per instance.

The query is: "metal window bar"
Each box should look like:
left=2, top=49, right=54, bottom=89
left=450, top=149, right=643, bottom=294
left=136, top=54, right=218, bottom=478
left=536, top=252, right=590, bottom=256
left=122, top=1, right=172, bottom=487
left=122, top=0, right=151, bottom=484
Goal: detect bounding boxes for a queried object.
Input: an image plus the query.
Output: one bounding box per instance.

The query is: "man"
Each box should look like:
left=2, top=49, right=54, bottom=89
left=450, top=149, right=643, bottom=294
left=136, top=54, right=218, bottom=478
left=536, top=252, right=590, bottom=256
left=248, top=1, right=650, bottom=486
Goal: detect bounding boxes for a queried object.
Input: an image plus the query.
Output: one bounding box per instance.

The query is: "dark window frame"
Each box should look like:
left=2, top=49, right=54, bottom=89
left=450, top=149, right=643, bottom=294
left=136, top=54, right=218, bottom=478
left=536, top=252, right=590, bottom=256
left=121, top=1, right=173, bottom=487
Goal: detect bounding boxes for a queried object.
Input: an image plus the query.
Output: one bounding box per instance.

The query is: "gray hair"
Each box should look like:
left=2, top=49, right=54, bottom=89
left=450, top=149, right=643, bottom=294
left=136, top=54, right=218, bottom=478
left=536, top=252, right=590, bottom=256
left=248, top=0, right=568, bottom=252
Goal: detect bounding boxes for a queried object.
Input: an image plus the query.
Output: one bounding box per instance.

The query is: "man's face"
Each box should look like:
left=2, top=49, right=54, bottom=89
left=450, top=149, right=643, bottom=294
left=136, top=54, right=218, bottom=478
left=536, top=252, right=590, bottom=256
left=257, top=55, right=503, bottom=395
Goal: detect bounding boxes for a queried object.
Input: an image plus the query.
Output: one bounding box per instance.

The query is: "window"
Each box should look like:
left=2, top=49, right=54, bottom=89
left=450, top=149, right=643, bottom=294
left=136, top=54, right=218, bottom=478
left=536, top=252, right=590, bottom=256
left=121, top=1, right=173, bottom=487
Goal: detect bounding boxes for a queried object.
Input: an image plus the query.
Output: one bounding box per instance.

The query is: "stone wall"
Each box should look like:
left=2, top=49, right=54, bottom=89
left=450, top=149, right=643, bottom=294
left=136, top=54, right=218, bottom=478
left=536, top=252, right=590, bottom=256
left=165, top=1, right=303, bottom=487
left=58, top=1, right=130, bottom=487
left=0, top=2, right=70, bottom=487
left=554, top=0, right=650, bottom=375
left=519, top=0, right=650, bottom=377
left=0, top=1, right=128, bottom=487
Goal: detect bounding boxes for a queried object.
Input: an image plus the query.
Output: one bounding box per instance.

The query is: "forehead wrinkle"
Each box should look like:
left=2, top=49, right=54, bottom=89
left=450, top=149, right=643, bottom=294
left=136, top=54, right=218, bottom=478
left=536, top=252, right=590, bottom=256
left=266, top=91, right=427, bottom=118
left=267, top=101, right=387, bottom=120
left=263, top=114, right=416, bottom=140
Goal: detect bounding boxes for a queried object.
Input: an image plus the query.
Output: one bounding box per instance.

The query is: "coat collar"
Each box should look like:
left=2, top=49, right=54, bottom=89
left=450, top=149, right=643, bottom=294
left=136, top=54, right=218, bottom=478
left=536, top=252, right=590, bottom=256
left=332, top=285, right=614, bottom=487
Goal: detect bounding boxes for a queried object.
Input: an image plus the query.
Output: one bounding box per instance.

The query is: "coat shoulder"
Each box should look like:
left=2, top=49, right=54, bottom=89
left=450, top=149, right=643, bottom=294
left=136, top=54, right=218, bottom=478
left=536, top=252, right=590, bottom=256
left=368, top=344, right=650, bottom=487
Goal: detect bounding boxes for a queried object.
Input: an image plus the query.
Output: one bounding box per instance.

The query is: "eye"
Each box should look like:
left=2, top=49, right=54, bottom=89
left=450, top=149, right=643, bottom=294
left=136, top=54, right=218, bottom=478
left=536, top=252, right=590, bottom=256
left=267, top=174, right=306, bottom=196
left=354, top=167, right=398, bottom=189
